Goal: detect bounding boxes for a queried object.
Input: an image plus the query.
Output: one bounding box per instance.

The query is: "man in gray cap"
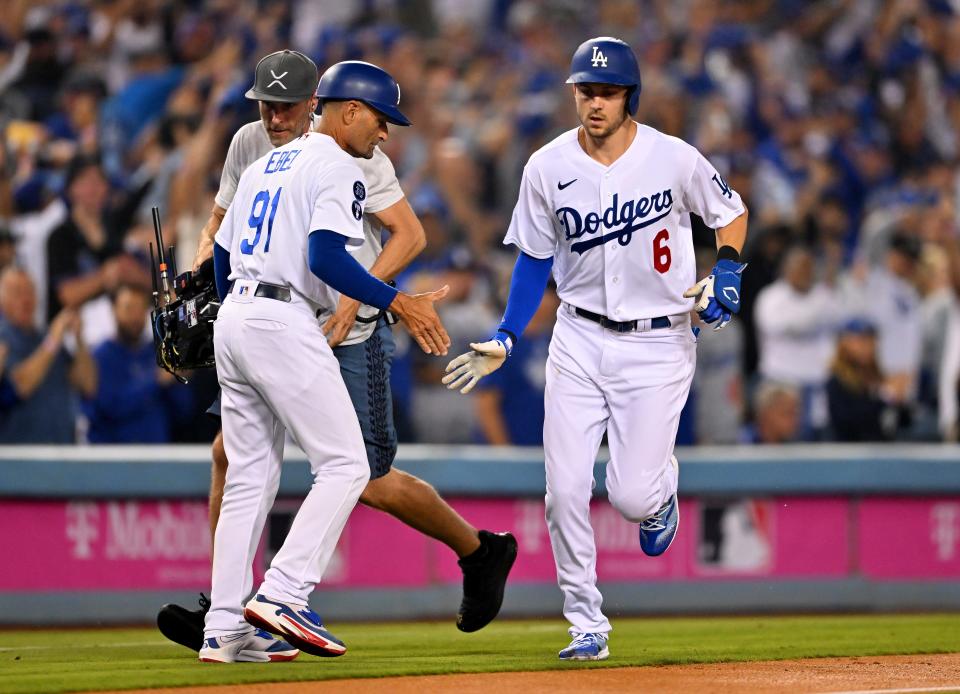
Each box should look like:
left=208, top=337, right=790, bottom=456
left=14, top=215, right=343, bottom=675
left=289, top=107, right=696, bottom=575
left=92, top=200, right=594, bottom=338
left=158, top=51, right=517, bottom=653
left=244, top=49, right=320, bottom=147
left=193, top=50, right=320, bottom=265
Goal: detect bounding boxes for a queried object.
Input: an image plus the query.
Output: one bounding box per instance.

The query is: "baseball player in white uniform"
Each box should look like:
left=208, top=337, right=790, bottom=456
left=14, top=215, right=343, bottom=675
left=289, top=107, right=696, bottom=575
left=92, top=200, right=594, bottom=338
left=160, top=52, right=516, bottom=656
left=444, top=37, right=749, bottom=661
left=201, top=61, right=450, bottom=662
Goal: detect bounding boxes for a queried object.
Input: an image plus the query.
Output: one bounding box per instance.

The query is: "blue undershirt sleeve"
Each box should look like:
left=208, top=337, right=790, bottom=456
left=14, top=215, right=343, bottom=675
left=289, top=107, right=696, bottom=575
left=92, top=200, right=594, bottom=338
left=308, top=231, right=399, bottom=310
left=213, top=243, right=231, bottom=301
left=496, top=252, right=554, bottom=349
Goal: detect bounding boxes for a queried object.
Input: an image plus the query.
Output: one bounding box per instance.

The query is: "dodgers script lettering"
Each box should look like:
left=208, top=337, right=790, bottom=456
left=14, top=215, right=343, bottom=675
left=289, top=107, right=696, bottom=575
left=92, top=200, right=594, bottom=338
left=556, top=189, right=674, bottom=255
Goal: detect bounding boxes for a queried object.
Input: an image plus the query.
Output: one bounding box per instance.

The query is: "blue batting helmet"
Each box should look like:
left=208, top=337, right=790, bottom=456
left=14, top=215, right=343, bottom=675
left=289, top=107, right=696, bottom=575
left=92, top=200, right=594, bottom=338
left=566, top=37, right=642, bottom=115
left=315, top=60, right=411, bottom=126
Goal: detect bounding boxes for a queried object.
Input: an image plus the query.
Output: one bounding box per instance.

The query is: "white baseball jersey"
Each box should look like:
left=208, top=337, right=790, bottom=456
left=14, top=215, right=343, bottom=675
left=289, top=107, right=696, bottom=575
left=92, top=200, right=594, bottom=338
left=518, top=122, right=746, bottom=639
left=215, top=132, right=365, bottom=312
left=206, top=129, right=372, bottom=638
left=505, top=124, right=745, bottom=320
left=217, top=118, right=404, bottom=344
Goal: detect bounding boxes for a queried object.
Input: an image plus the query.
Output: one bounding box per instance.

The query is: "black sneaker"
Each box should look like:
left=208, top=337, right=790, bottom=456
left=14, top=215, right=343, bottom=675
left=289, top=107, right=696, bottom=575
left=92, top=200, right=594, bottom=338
left=456, top=530, right=518, bottom=632
left=157, top=593, right=210, bottom=652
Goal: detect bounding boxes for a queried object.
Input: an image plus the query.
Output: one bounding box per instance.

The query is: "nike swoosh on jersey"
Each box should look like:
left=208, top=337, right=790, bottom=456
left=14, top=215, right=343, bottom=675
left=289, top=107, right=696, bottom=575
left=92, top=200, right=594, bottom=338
left=558, top=179, right=578, bottom=190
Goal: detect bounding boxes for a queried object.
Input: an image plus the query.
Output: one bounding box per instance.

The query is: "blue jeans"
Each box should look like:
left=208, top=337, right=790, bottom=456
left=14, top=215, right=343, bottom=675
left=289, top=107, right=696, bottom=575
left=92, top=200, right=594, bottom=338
left=332, top=321, right=398, bottom=480
left=208, top=320, right=398, bottom=480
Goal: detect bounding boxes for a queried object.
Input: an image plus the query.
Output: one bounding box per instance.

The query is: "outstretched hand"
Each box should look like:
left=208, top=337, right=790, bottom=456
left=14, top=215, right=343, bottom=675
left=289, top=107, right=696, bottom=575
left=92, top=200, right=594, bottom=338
left=389, top=285, right=451, bottom=355
left=441, top=339, right=508, bottom=394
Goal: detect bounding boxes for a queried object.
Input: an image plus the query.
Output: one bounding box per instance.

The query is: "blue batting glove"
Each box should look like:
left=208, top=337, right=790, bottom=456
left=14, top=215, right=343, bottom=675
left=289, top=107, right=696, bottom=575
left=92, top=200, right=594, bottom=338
left=683, top=260, right=747, bottom=330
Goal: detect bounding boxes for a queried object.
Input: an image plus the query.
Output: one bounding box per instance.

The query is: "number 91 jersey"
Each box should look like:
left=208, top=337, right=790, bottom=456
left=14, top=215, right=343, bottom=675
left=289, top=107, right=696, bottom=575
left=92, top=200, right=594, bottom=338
left=504, top=124, right=745, bottom=321
left=215, top=131, right=366, bottom=312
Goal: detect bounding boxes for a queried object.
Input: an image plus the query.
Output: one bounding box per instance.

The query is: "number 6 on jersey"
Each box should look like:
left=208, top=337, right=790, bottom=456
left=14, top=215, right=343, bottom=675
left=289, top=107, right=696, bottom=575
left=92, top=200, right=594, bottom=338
left=241, top=187, right=283, bottom=255
left=653, top=229, right=671, bottom=273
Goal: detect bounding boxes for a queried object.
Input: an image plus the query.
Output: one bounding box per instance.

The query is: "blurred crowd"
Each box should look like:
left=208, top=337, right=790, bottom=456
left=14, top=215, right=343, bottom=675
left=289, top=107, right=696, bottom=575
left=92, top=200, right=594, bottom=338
left=0, top=0, right=959, bottom=446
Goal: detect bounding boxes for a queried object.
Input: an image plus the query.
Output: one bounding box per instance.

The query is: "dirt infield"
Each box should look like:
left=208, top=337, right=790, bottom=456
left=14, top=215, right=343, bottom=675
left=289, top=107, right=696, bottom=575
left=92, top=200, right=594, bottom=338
left=108, top=653, right=960, bottom=693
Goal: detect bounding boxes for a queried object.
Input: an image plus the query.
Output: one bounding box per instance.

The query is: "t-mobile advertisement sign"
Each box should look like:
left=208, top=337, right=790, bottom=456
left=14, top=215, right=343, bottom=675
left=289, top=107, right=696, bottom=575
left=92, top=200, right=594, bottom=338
left=1, top=496, right=957, bottom=591
left=0, top=500, right=217, bottom=590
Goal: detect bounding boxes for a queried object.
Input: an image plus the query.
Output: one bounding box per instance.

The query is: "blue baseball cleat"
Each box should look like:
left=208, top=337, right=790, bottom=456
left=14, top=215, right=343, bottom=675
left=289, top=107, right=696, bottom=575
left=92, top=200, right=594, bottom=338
left=243, top=594, right=346, bottom=657
left=638, top=456, right=681, bottom=556
left=198, top=628, right=299, bottom=663
left=558, top=632, right=609, bottom=661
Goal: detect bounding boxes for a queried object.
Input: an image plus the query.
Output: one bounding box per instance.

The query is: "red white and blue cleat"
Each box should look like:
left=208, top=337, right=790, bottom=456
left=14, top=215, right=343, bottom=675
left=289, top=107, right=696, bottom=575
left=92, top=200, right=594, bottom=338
left=243, top=594, right=347, bottom=657
left=198, top=628, right=299, bottom=663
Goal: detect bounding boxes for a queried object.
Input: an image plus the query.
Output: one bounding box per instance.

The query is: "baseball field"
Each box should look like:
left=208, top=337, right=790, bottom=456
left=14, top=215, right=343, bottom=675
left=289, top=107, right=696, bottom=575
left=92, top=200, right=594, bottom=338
left=2, top=614, right=959, bottom=693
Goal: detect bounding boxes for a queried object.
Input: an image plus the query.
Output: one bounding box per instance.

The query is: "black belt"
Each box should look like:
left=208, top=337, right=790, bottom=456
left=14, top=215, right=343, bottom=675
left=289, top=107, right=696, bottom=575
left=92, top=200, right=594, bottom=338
left=573, top=306, right=671, bottom=333
left=229, top=280, right=291, bottom=302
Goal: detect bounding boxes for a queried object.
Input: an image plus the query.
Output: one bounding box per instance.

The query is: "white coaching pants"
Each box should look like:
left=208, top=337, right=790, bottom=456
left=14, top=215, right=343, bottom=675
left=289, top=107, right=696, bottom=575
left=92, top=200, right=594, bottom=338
left=544, top=306, right=696, bottom=636
left=205, top=291, right=369, bottom=637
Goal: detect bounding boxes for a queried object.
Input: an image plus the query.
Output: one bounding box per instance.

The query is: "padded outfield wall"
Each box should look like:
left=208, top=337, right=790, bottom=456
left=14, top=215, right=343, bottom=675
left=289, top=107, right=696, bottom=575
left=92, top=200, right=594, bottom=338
left=0, top=444, right=959, bottom=625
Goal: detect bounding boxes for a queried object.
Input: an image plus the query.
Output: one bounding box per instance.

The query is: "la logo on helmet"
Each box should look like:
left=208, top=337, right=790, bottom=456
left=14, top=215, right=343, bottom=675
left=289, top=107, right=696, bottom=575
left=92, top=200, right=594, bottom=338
left=591, top=46, right=608, bottom=67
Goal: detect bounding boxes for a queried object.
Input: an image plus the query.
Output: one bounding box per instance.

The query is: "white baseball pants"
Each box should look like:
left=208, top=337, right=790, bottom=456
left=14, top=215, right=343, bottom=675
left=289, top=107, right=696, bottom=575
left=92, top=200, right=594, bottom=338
left=544, top=306, right=696, bottom=636
left=205, top=288, right=369, bottom=637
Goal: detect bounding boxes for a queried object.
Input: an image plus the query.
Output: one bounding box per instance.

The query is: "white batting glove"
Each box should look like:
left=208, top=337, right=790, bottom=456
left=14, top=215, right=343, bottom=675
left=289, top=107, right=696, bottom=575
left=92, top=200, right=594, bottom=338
left=442, top=340, right=508, bottom=394
left=683, top=275, right=713, bottom=312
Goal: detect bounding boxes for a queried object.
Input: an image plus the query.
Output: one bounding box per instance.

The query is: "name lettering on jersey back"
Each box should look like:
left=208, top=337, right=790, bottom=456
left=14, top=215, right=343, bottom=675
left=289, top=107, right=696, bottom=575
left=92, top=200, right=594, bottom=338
left=264, top=149, right=301, bottom=174
left=556, top=189, right=673, bottom=255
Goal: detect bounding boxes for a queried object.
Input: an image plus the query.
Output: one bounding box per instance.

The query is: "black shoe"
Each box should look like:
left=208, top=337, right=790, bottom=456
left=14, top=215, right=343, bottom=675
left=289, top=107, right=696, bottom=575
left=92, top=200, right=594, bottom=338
left=157, top=593, right=210, bottom=652
left=456, top=530, right=518, bottom=632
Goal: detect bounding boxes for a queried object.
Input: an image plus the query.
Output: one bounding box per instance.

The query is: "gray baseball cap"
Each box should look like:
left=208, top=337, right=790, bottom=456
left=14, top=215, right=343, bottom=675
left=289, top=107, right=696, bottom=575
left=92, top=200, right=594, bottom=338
left=245, top=50, right=318, bottom=103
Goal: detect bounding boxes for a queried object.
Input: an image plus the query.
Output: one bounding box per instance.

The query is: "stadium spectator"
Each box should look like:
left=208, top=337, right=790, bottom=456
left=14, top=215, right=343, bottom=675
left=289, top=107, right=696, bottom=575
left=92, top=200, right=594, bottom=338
left=840, top=231, right=923, bottom=416
left=83, top=284, right=190, bottom=443
left=741, top=381, right=802, bottom=445
left=825, top=318, right=894, bottom=442
left=9, top=26, right=64, bottom=121
left=754, top=245, right=841, bottom=437
left=44, top=71, right=105, bottom=161
left=0, top=266, right=96, bottom=442
left=45, top=153, right=151, bottom=345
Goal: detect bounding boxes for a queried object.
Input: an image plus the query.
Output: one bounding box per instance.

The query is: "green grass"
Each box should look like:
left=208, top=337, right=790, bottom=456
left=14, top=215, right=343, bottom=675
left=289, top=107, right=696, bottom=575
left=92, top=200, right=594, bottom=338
left=1, top=614, right=958, bottom=693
